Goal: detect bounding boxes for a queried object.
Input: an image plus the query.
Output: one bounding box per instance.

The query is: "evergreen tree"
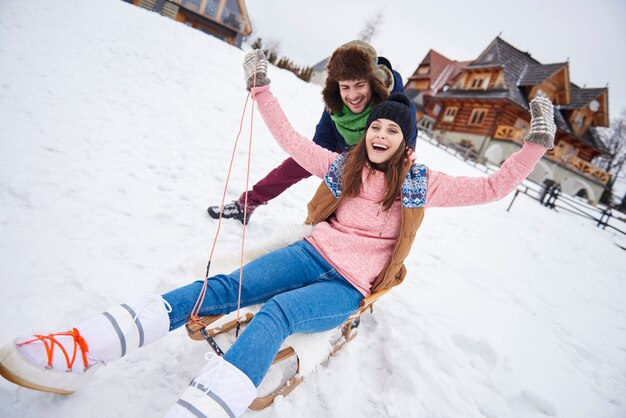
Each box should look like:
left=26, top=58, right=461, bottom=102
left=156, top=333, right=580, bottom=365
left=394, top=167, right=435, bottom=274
left=250, top=37, right=262, bottom=50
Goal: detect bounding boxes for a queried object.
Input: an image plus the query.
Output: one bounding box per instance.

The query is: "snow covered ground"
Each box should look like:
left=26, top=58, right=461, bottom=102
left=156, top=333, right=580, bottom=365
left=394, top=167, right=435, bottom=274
left=0, top=1, right=625, bottom=417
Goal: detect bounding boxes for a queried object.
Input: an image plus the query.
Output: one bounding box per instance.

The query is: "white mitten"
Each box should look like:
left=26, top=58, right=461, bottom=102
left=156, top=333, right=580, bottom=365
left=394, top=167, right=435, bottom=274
left=524, top=96, right=556, bottom=149
left=243, top=49, right=270, bottom=91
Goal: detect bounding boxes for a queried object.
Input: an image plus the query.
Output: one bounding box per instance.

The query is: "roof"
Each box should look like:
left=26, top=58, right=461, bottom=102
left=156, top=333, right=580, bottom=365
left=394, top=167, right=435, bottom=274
left=561, top=84, right=607, bottom=109
left=518, top=63, right=567, bottom=86
left=176, top=0, right=252, bottom=35
left=463, top=63, right=503, bottom=70
left=448, top=38, right=606, bottom=115
left=431, top=60, right=472, bottom=93
left=427, top=36, right=609, bottom=152
left=465, top=37, right=541, bottom=109
left=408, top=50, right=470, bottom=95
left=408, top=49, right=454, bottom=81
left=311, top=57, right=329, bottom=72
left=432, top=89, right=510, bottom=101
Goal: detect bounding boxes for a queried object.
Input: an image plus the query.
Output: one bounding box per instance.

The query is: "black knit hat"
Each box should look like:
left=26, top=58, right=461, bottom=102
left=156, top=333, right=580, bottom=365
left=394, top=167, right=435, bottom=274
left=366, top=93, right=413, bottom=141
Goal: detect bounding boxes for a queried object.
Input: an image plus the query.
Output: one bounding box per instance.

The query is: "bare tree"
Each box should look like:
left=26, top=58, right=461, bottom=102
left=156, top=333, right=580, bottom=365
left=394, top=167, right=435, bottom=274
left=594, top=110, right=626, bottom=205
left=357, top=9, right=385, bottom=43
left=263, top=38, right=281, bottom=58
left=246, top=37, right=281, bottom=65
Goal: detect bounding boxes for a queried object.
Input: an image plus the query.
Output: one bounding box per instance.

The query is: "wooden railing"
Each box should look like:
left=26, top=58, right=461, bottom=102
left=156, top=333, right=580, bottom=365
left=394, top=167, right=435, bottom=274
left=546, top=145, right=610, bottom=185
left=569, top=156, right=610, bottom=184
left=494, top=125, right=610, bottom=185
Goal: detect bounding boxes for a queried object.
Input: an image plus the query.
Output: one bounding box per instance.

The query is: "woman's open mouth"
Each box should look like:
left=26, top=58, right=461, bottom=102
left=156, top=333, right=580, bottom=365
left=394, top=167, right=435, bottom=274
left=371, top=142, right=389, bottom=152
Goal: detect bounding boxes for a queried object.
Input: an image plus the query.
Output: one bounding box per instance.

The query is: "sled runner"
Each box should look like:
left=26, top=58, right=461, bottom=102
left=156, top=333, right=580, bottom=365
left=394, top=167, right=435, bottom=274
left=185, top=287, right=390, bottom=410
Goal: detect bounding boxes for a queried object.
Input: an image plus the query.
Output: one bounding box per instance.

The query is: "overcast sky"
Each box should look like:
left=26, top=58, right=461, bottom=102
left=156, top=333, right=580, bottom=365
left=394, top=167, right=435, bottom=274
left=245, top=0, right=626, bottom=119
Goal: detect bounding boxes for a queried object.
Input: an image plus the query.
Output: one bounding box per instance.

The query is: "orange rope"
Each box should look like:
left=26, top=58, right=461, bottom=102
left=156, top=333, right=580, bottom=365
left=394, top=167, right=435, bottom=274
left=235, top=65, right=258, bottom=335
left=188, top=91, right=252, bottom=323
left=189, top=65, right=258, bottom=327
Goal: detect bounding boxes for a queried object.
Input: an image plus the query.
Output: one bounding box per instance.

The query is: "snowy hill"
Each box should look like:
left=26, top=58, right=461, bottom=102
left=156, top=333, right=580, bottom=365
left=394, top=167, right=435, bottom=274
left=0, top=1, right=625, bottom=417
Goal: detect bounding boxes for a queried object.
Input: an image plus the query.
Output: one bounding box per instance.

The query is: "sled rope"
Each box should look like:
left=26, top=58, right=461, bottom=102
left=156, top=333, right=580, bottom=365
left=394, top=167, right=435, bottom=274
left=188, top=64, right=259, bottom=338
left=237, top=69, right=257, bottom=337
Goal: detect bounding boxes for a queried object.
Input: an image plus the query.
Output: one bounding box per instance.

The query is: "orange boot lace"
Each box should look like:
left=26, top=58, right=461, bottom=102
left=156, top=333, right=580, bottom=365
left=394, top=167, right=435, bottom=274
left=17, top=328, right=90, bottom=372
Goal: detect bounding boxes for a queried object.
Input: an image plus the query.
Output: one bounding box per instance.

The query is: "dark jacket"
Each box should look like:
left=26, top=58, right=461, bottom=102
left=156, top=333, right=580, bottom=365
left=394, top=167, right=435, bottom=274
left=312, top=66, right=418, bottom=152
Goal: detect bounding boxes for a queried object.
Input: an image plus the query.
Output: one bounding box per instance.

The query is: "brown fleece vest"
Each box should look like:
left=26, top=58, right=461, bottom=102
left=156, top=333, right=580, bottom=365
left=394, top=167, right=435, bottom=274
left=304, top=181, right=425, bottom=293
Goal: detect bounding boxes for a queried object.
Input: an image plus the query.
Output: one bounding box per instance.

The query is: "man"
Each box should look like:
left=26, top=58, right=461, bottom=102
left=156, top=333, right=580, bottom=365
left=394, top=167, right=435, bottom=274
left=207, top=40, right=418, bottom=224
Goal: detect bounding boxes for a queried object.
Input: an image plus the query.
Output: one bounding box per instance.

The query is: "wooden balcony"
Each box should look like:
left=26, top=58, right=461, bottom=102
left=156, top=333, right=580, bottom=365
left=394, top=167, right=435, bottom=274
left=493, top=125, right=610, bottom=185
left=547, top=146, right=610, bottom=184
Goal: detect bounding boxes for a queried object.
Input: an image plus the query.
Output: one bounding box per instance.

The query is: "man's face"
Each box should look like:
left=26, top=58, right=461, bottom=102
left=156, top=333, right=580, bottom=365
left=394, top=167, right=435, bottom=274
left=338, top=79, right=371, bottom=114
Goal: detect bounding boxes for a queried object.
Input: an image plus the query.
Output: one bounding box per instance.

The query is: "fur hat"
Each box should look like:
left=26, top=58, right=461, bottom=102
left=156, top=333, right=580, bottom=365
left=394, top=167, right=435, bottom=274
left=322, top=40, right=394, bottom=114
left=366, top=93, right=413, bottom=141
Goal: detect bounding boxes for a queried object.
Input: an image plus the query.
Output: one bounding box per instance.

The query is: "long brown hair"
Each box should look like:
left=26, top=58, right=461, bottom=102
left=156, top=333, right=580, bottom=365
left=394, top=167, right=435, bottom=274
left=340, top=134, right=408, bottom=210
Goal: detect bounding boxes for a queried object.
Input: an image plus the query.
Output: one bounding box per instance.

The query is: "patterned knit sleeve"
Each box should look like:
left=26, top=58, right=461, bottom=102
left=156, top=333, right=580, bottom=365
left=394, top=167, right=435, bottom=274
left=252, top=86, right=338, bottom=178
left=425, top=142, right=546, bottom=208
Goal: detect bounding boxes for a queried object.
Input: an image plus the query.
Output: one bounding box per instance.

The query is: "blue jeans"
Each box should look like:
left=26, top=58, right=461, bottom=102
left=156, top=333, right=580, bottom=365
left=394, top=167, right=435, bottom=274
left=162, top=240, right=364, bottom=386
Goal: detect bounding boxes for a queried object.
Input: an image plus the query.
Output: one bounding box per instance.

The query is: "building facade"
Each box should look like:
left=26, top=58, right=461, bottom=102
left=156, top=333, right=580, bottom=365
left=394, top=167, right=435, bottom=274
left=125, top=0, right=252, bottom=47
left=407, top=37, right=610, bottom=204
left=405, top=50, right=470, bottom=133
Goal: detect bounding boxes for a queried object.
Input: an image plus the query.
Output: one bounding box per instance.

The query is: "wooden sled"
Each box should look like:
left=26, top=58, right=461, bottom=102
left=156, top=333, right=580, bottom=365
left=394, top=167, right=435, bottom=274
left=185, top=288, right=390, bottom=410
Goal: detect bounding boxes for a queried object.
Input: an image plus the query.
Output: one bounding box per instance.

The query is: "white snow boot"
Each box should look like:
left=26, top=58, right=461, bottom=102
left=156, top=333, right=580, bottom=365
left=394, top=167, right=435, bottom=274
left=0, top=293, right=171, bottom=395
left=165, top=353, right=257, bottom=418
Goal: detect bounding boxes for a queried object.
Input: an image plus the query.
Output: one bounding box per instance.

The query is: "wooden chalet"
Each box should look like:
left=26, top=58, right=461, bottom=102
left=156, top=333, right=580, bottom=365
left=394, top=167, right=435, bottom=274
left=420, top=37, right=609, bottom=203
left=405, top=50, right=471, bottom=132
left=125, top=0, right=252, bottom=47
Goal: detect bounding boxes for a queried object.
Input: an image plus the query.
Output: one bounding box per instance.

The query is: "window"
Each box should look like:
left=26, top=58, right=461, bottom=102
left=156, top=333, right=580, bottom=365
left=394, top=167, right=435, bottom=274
left=468, top=74, right=490, bottom=90
left=181, top=0, right=201, bottom=11
left=221, top=0, right=243, bottom=29
left=433, top=103, right=441, bottom=116
left=468, top=109, right=488, bottom=126
left=470, top=78, right=484, bottom=89
left=417, top=65, right=430, bottom=75
left=443, top=106, right=458, bottom=123
left=514, top=118, right=530, bottom=136
left=204, top=0, right=220, bottom=17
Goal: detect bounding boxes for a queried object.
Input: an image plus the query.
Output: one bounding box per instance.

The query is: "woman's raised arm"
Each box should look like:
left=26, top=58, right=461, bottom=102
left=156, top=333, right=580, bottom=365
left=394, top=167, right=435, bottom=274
left=425, top=96, right=555, bottom=208
left=244, top=50, right=338, bottom=179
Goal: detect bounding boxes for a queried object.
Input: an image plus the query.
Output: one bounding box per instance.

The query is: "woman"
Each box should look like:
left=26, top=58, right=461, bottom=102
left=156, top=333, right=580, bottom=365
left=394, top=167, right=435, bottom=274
left=0, top=50, right=556, bottom=418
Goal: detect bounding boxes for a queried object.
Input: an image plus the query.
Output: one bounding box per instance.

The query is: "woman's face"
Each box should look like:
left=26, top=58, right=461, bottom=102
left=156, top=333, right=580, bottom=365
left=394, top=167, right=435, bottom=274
left=365, top=118, right=404, bottom=164
left=338, top=79, right=372, bottom=114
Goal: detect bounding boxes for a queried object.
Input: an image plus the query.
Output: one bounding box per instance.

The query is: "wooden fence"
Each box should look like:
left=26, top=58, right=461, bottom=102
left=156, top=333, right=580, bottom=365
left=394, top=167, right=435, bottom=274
left=419, top=132, right=626, bottom=237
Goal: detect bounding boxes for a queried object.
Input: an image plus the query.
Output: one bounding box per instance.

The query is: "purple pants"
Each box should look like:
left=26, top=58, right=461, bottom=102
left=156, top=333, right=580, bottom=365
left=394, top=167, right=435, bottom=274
left=237, top=157, right=312, bottom=208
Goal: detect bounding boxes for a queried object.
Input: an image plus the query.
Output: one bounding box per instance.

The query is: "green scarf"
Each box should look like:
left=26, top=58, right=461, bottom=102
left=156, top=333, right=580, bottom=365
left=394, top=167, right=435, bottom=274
left=330, top=104, right=372, bottom=146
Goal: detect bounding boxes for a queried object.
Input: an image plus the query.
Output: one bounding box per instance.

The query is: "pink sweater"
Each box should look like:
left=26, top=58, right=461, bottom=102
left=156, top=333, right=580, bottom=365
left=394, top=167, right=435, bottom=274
left=254, top=86, right=546, bottom=296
